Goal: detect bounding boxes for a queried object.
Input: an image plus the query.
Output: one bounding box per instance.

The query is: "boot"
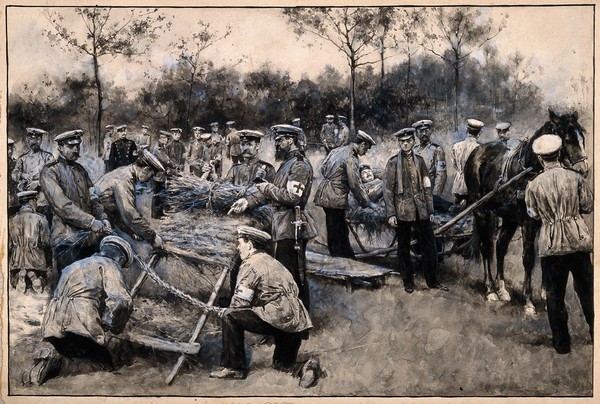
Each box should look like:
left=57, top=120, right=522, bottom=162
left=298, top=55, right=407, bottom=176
left=15, top=270, right=27, bottom=293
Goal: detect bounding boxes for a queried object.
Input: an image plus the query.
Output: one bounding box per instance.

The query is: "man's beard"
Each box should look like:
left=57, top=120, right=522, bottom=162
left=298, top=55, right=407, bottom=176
left=275, top=146, right=286, bottom=161
left=29, top=144, right=41, bottom=152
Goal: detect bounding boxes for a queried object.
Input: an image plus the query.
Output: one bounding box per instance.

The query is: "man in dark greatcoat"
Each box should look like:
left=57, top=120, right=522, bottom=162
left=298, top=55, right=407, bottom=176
left=39, top=130, right=111, bottom=275
left=229, top=124, right=316, bottom=310
left=107, top=125, right=137, bottom=172
left=166, top=127, right=186, bottom=172
left=314, top=130, right=377, bottom=258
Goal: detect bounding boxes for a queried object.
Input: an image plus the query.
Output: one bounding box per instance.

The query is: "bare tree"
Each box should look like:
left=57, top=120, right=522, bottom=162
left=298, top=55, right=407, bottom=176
left=507, top=52, right=543, bottom=115
left=422, top=7, right=506, bottom=130
left=169, top=21, right=232, bottom=133
left=283, top=7, right=379, bottom=133
left=44, top=7, right=171, bottom=155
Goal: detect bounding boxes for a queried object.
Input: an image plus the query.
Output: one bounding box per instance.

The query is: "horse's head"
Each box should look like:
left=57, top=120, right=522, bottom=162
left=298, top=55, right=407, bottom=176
left=536, top=109, right=588, bottom=177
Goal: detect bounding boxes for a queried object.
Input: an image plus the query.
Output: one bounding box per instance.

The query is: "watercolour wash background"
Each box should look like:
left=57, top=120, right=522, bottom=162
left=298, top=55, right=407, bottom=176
left=0, top=0, right=597, bottom=402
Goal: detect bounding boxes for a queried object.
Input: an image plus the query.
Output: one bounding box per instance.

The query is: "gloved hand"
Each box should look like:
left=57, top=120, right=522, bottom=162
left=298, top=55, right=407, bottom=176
left=152, top=234, right=165, bottom=249
left=90, top=219, right=104, bottom=233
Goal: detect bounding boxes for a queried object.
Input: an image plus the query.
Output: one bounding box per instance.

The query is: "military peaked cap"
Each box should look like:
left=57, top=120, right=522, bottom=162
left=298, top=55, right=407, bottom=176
left=467, top=119, right=484, bottom=131
left=170, top=128, right=182, bottom=133
left=237, top=225, right=272, bottom=244
left=359, top=163, right=371, bottom=171
left=8, top=138, right=15, bottom=145
left=356, top=130, right=376, bottom=146
left=338, top=115, right=347, bottom=121
left=26, top=127, right=47, bottom=137
left=291, top=118, right=301, bottom=124
left=105, top=124, right=115, bottom=130
left=271, top=124, right=303, bottom=140
left=192, top=126, right=205, bottom=131
left=159, top=130, right=171, bottom=137
left=238, top=129, right=264, bottom=141
left=17, top=190, right=38, bottom=202
left=100, top=236, right=134, bottom=267
left=138, top=149, right=165, bottom=172
left=226, top=121, right=235, bottom=126
left=412, top=119, right=433, bottom=130
left=141, top=124, right=149, bottom=129
left=393, top=128, right=416, bottom=140
left=496, top=122, right=511, bottom=131
left=116, top=125, right=127, bottom=131
left=532, top=134, right=562, bottom=157
left=325, top=114, right=334, bottom=119
left=210, top=122, right=219, bottom=127
left=54, top=130, right=83, bottom=144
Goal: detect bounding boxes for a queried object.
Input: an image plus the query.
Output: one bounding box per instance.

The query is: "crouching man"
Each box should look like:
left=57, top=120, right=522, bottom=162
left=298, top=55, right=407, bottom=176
left=23, top=236, right=134, bottom=385
left=210, top=225, right=320, bottom=388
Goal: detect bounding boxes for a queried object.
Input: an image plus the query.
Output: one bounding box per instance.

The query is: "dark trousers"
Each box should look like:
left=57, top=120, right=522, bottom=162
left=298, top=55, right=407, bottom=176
left=274, top=239, right=310, bottom=310
left=221, top=308, right=302, bottom=370
left=396, top=219, right=438, bottom=288
left=541, top=252, right=593, bottom=352
left=45, top=333, right=113, bottom=370
left=151, top=180, right=166, bottom=219
left=323, top=208, right=355, bottom=258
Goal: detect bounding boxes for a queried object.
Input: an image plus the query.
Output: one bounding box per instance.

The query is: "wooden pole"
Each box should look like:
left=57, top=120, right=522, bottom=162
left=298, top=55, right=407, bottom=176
left=165, top=264, right=230, bottom=385
left=130, top=253, right=161, bottom=298
left=433, top=167, right=533, bottom=236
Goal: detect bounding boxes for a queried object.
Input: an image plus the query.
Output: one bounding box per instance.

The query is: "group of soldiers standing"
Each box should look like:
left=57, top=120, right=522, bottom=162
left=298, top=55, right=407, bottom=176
left=8, top=109, right=588, bottom=387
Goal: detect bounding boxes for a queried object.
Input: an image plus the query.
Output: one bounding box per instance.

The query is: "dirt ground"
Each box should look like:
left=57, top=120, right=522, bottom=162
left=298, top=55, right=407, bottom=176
left=6, top=234, right=593, bottom=398
left=5, top=147, right=594, bottom=399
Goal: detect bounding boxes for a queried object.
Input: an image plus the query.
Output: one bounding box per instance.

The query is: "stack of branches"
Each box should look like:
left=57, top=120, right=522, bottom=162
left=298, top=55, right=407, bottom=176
left=163, top=175, right=272, bottom=226
left=134, top=175, right=274, bottom=304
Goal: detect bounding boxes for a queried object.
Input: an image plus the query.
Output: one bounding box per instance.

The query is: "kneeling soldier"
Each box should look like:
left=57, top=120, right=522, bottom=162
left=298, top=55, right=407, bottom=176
left=24, top=236, right=134, bottom=385
left=210, top=226, right=320, bottom=388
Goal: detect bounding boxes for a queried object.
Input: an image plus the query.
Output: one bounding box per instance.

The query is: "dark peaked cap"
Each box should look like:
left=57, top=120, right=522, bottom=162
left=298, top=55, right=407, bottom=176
left=271, top=124, right=303, bottom=140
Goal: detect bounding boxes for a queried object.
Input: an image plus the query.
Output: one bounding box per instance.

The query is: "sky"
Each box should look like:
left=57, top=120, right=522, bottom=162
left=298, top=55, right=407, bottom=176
left=5, top=5, right=594, bottom=109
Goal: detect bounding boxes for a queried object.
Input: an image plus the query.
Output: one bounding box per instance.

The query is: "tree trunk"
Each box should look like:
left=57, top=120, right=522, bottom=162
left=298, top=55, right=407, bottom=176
left=379, top=39, right=385, bottom=90
left=453, top=61, right=459, bottom=131
left=93, top=53, right=103, bottom=157
left=185, top=69, right=196, bottom=135
left=350, top=60, right=356, bottom=134
left=404, top=54, right=411, bottom=125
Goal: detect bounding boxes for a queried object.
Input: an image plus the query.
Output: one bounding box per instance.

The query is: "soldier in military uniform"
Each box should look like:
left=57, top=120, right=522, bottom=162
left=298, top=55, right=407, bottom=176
left=95, top=150, right=165, bottom=248
left=314, top=130, right=378, bottom=258
left=39, top=130, right=111, bottom=275
left=412, top=120, right=447, bottom=200
left=209, top=122, right=224, bottom=177
left=107, top=125, right=137, bottom=172
left=151, top=131, right=175, bottom=219
left=224, top=130, right=275, bottom=186
left=383, top=128, right=448, bottom=294
left=229, top=124, right=316, bottom=310
left=320, top=114, right=337, bottom=153
left=291, top=118, right=307, bottom=151
left=23, top=236, right=134, bottom=386
left=9, top=190, right=51, bottom=294
left=225, top=121, right=242, bottom=165
left=137, top=124, right=152, bottom=149
left=12, top=127, right=55, bottom=221
left=102, top=125, right=115, bottom=173
left=8, top=138, right=20, bottom=216
left=210, top=226, right=319, bottom=388
left=187, top=126, right=207, bottom=176
left=166, top=127, right=186, bottom=172
left=496, top=122, right=511, bottom=142
left=336, top=115, right=350, bottom=147
left=451, top=119, right=484, bottom=210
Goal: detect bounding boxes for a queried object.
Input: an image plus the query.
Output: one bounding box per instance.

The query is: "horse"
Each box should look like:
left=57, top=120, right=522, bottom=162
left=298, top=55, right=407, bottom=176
left=463, top=109, right=588, bottom=315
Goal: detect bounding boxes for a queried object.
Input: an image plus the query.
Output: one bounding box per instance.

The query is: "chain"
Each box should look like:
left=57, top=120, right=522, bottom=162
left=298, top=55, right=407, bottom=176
left=132, top=254, right=221, bottom=314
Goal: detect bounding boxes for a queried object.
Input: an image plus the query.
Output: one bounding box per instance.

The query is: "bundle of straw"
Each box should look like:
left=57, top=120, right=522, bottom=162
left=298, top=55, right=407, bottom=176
left=163, top=175, right=273, bottom=227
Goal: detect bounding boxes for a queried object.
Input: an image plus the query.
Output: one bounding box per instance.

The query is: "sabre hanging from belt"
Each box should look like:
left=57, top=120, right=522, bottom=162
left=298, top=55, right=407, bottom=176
left=292, top=205, right=307, bottom=286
